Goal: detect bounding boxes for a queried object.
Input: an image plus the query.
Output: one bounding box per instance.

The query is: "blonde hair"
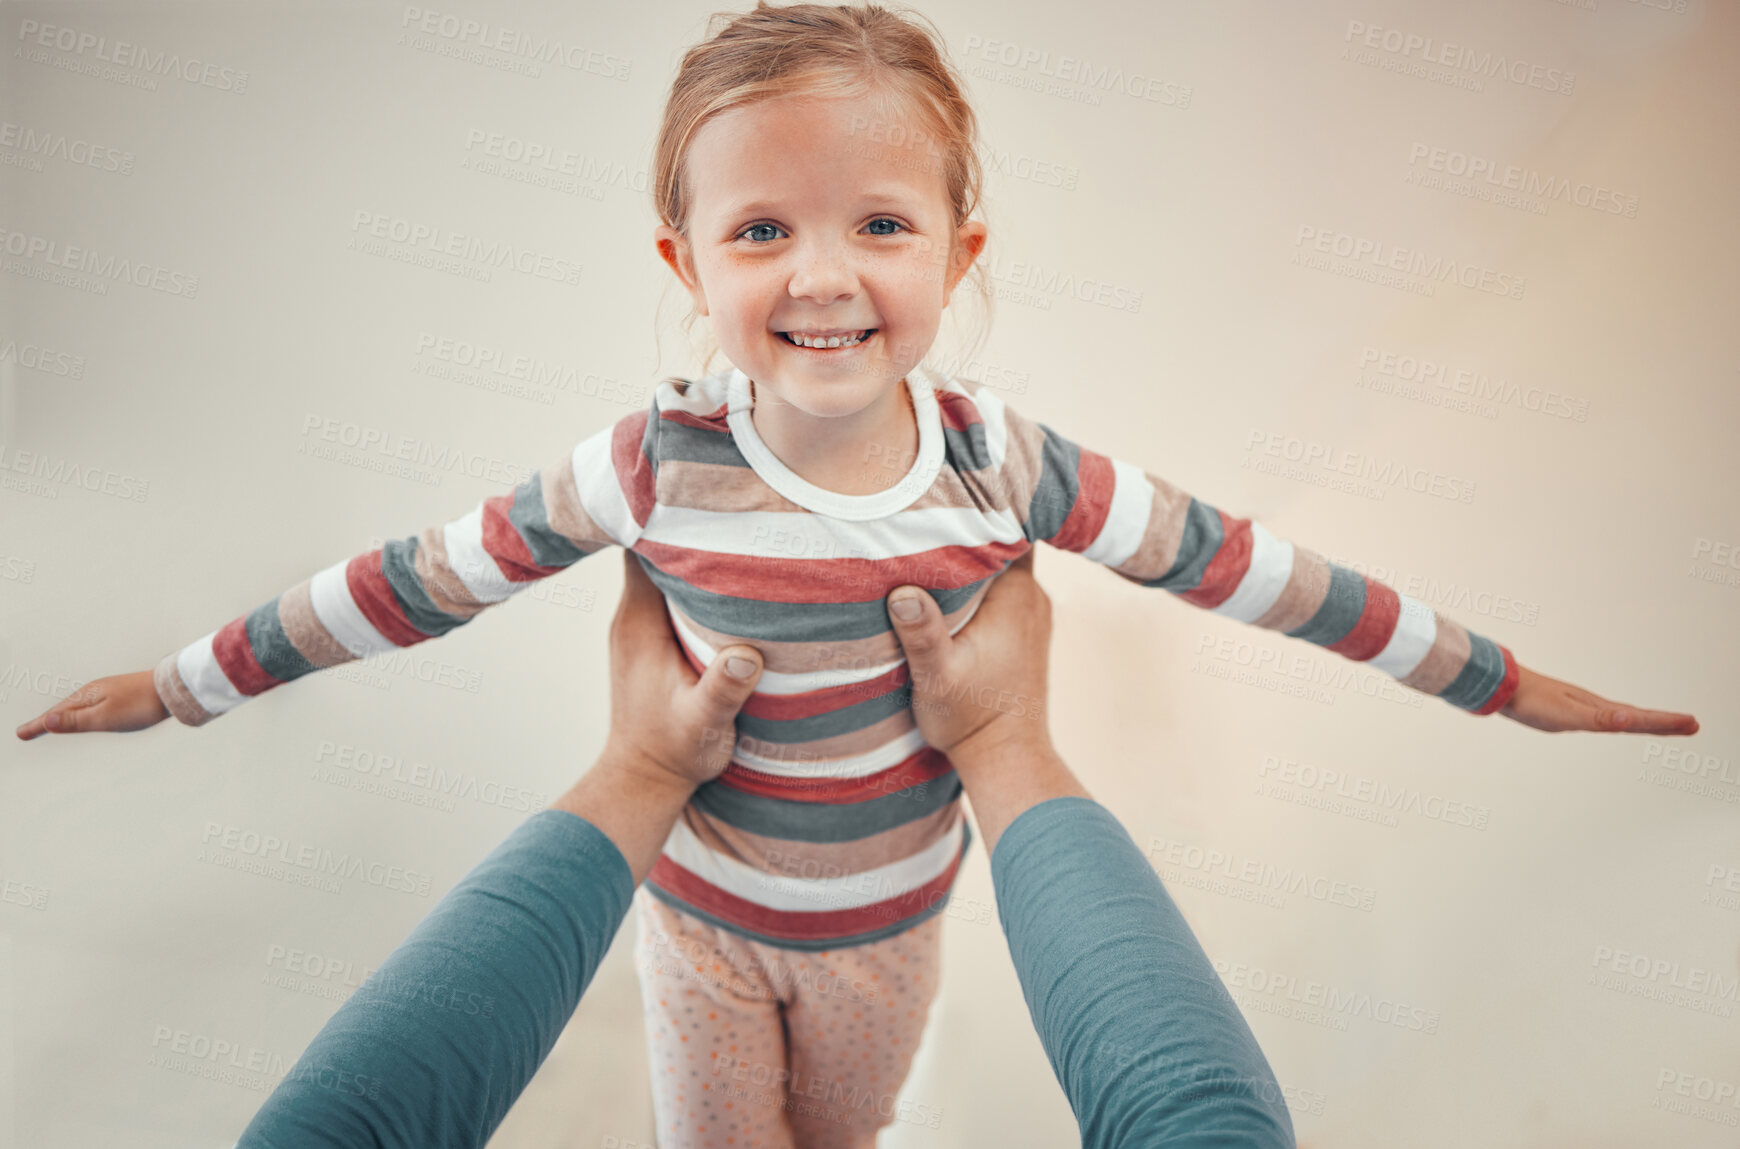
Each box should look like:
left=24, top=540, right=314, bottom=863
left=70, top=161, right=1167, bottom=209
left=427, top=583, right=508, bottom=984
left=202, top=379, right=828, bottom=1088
left=652, top=1, right=992, bottom=379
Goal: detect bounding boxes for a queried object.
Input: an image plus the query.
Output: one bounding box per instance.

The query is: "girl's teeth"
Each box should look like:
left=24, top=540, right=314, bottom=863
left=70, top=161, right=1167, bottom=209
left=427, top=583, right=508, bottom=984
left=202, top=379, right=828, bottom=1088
left=789, top=330, right=867, bottom=349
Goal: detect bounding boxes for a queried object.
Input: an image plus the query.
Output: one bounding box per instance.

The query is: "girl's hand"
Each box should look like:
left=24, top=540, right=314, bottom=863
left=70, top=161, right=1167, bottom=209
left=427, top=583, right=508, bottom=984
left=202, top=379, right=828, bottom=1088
left=15, top=671, right=170, bottom=740
left=1499, top=664, right=1699, bottom=735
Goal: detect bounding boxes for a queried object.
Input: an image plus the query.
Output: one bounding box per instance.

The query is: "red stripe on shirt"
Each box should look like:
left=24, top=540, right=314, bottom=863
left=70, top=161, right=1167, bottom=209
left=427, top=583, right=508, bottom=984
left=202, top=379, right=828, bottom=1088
left=345, top=553, right=429, bottom=646
left=1050, top=448, right=1116, bottom=554
left=480, top=493, right=567, bottom=583
left=716, top=747, right=953, bottom=804
left=647, top=832, right=966, bottom=942
left=1472, top=644, right=1521, bottom=716
left=613, top=410, right=656, bottom=526
left=634, top=539, right=1022, bottom=604
left=212, top=616, right=281, bottom=696
left=1327, top=579, right=1402, bottom=662
left=1179, top=510, right=1254, bottom=608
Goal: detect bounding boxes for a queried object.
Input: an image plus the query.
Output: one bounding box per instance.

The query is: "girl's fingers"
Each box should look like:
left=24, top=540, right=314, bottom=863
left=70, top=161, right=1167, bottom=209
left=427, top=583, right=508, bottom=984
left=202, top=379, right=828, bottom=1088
left=16, top=693, right=97, bottom=740
left=1589, top=701, right=1699, bottom=736
left=17, top=705, right=63, bottom=740
left=1517, top=688, right=1699, bottom=736
left=1566, top=681, right=1697, bottom=735
left=16, top=696, right=82, bottom=741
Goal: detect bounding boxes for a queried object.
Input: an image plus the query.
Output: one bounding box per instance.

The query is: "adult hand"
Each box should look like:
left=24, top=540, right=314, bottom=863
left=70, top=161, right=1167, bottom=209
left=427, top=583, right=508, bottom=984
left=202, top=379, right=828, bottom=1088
left=884, top=549, right=1056, bottom=760
left=551, top=551, right=766, bottom=885
left=602, top=550, right=765, bottom=791
left=884, top=550, right=1087, bottom=854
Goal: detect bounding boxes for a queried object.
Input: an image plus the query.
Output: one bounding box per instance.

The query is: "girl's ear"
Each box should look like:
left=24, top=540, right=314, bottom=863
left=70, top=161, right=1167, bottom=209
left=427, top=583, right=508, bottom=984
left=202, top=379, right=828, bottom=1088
left=654, top=224, right=709, bottom=317
left=945, top=220, right=988, bottom=296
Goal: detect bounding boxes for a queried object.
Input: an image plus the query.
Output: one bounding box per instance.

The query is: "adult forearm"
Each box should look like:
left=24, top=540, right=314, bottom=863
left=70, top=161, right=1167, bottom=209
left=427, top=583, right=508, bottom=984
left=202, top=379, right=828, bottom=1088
left=992, top=797, right=1296, bottom=1148
left=946, top=725, right=1090, bottom=857
left=549, top=745, right=696, bottom=885
left=235, top=809, right=634, bottom=1148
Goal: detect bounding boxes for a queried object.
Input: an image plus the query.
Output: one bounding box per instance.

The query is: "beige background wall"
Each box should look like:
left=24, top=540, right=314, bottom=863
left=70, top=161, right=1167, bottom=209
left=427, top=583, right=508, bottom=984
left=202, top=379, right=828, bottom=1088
left=3, top=1, right=1736, bottom=1146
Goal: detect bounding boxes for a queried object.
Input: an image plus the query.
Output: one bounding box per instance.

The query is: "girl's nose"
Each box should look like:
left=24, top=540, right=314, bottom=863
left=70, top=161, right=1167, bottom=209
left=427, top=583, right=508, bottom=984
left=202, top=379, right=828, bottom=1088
left=786, top=241, right=859, bottom=305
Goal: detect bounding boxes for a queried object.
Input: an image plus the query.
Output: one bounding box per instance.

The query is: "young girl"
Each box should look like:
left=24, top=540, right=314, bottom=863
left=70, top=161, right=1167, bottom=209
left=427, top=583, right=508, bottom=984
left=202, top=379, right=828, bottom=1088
left=19, top=3, right=1699, bottom=1146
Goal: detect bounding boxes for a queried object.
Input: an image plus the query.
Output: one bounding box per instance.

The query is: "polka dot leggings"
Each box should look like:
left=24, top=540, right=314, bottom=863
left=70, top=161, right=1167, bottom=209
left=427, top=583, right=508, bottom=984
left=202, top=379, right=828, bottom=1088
left=631, top=887, right=944, bottom=1148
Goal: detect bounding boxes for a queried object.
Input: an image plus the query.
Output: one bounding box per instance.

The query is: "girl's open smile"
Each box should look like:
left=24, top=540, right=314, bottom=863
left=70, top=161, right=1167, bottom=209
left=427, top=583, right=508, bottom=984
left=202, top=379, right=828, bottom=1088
left=776, top=327, right=879, bottom=350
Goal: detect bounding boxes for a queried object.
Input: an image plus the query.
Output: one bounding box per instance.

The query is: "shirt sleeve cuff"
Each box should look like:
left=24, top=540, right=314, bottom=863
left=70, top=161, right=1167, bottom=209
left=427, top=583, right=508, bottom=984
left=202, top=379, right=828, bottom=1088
left=1470, top=644, right=1521, bottom=716
left=153, top=651, right=215, bottom=726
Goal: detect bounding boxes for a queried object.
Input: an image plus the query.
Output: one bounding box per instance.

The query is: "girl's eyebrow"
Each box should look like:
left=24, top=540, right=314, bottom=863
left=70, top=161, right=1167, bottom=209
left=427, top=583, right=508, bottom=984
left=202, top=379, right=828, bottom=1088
left=716, top=198, right=784, bottom=219
left=852, top=183, right=927, bottom=203
left=714, top=187, right=929, bottom=221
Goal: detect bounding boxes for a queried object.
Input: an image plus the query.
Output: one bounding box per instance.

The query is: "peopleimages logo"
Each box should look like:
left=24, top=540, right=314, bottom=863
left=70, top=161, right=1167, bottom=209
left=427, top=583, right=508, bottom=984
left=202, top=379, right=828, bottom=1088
left=1343, top=20, right=1575, bottom=96
left=1258, top=755, right=1490, bottom=831
left=1405, top=143, right=1637, bottom=217
left=1358, top=346, right=1588, bottom=423
left=1148, top=834, right=1378, bottom=912
left=0, top=226, right=200, bottom=297
left=959, top=34, right=1192, bottom=107
left=200, top=822, right=434, bottom=897
left=15, top=20, right=250, bottom=92
left=1243, top=428, right=1477, bottom=505
left=0, top=338, right=86, bottom=378
left=1594, top=948, right=1739, bottom=994
left=1293, top=226, right=1524, bottom=300
left=1212, top=958, right=1441, bottom=1034
left=0, top=445, right=150, bottom=502
left=399, top=7, right=631, bottom=80
left=314, top=741, right=546, bottom=812
left=0, top=121, right=135, bottom=174
left=348, top=211, right=582, bottom=286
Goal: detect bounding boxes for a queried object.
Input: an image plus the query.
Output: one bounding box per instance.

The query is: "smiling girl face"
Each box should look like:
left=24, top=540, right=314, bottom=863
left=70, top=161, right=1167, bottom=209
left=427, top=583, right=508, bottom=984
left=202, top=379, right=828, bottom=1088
left=655, top=89, right=986, bottom=423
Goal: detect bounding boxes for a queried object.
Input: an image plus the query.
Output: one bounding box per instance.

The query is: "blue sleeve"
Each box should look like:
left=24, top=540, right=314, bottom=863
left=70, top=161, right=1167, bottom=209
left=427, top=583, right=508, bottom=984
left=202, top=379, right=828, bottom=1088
left=990, top=797, right=1296, bottom=1148
left=236, top=809, right=635, bottom=1149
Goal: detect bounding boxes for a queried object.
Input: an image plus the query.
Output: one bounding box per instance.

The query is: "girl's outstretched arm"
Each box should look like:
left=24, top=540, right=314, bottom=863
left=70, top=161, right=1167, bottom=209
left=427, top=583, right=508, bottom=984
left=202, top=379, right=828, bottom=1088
left=958, top=384, right=1697, bottom=736
left=16, top=398, right=663, bottom=739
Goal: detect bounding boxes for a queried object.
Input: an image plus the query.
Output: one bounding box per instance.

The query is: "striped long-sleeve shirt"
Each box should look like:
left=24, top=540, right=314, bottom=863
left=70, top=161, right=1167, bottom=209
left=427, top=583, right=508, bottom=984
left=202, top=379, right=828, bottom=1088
left=154, top=364, right=1520, bottom=950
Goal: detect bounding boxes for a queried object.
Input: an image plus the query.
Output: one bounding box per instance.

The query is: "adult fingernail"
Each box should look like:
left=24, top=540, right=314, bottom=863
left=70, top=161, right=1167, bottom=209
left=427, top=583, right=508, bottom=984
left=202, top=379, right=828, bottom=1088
left=726, top=656, right=756, bottom=680
left=44, top=712, right=60, bottom=731
left=891, top=595, right=921, bottom=621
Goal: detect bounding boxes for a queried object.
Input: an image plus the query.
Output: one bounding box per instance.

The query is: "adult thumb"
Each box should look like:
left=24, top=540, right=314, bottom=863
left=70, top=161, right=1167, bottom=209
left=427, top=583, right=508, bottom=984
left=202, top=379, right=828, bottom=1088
left=689, top=645, right=763, bottom=729
left=886, top=587, right=948, bottom=674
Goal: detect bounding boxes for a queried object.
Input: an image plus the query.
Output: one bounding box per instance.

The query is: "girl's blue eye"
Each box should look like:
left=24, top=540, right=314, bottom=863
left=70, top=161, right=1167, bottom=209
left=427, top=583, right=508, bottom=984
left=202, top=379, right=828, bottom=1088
left=864, top=218, right=903, bottom=236
left=741, top=223, right=783, bottom=243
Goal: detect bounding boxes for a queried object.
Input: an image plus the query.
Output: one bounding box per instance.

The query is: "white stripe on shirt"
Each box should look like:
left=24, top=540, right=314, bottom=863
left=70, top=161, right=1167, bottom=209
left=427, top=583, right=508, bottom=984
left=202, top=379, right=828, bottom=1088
left=639, top=504, right=1024, bottom=561
left=734, top=727, right=930, bottom=780
left=661, top=814, right=963, bottom=912
left=177, top=631, right=244, bottom=717
left=1211, top=524, right=1294, bottom=623
left=970, top=383, right=1011, bottom=473
left=572, top=425, right=641, bottom=547
left=309, top=560, right=395, bottom=657
left=1369, top=593, right=1437, bottom=678
left=1081, top=459, right=1155, bottom=568
left=443, top=507, right=517, bottom=604
left=666, top=604, right=911, bottom=697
